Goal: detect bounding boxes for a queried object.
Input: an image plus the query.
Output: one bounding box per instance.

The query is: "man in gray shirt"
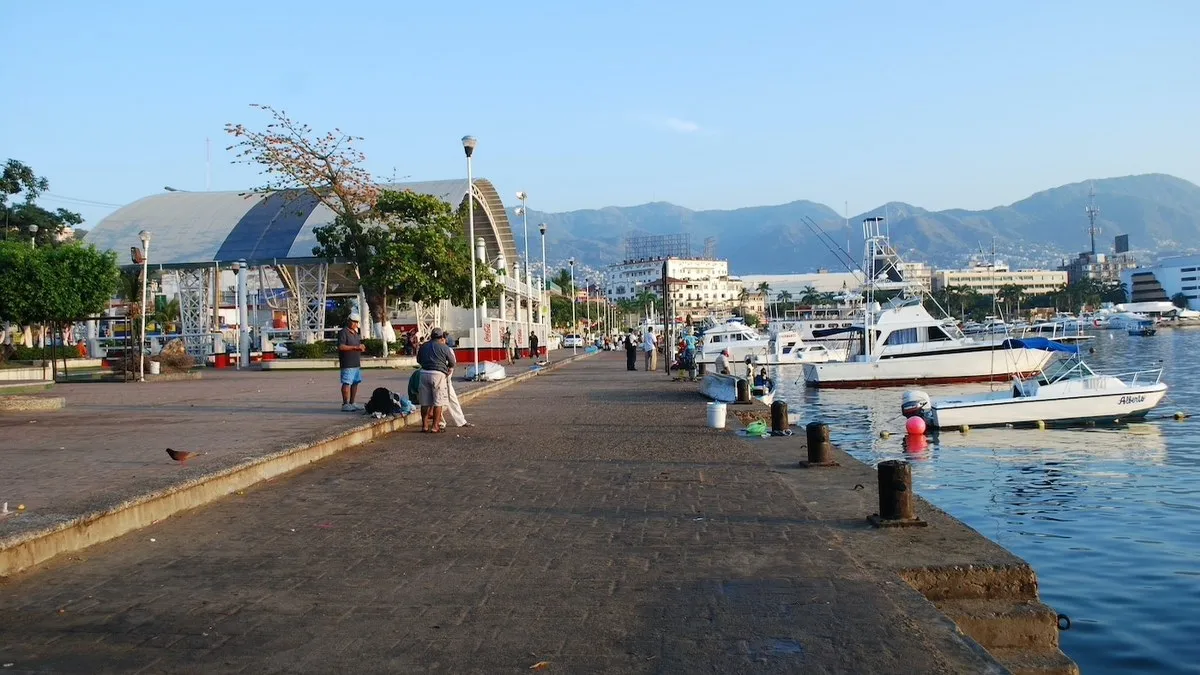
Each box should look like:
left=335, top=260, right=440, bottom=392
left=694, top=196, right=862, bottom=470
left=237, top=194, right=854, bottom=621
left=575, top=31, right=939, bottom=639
left=337, top=313, right=366, bottom=412
left=416, top=327, right=456, bottom=432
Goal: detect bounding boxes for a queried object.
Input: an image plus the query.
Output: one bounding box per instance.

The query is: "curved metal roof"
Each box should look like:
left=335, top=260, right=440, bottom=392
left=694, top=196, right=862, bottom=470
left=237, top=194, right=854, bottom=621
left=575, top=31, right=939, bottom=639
left=85, top=179, right=517, bottom=268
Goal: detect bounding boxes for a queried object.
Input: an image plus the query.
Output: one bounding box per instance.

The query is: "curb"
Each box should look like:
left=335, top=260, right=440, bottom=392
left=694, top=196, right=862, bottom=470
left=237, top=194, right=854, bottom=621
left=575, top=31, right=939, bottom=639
left=0, top=395, right=64, bottom=412
left=0, top=352, right=595, bottom=577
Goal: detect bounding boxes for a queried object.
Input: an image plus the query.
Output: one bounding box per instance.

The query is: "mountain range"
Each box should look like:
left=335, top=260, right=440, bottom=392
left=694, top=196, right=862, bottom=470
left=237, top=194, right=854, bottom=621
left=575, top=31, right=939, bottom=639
left=514, top=174, right=1200, bottom=275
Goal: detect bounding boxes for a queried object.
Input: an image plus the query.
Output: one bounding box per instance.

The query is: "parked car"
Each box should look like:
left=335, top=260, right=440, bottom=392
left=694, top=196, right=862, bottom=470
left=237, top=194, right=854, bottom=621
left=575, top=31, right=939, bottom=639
left=561, top=333, right=584, bottom=348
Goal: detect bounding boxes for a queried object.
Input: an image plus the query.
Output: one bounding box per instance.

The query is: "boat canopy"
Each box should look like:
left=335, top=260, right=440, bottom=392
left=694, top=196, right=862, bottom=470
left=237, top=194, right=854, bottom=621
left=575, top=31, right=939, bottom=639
left=812, top=325, right=864, bottom=338
left=999, top=337, right=1079, bottom=354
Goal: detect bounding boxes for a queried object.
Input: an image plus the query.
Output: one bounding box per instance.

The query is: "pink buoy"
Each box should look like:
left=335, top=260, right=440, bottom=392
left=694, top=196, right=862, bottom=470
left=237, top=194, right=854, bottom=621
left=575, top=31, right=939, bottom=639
left=905, top=416, right=927, bottom=435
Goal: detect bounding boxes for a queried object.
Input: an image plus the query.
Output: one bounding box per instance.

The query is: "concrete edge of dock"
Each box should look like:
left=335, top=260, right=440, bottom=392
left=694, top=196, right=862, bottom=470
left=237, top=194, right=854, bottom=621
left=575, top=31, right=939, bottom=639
left=0, top=353, right=594, bottom=578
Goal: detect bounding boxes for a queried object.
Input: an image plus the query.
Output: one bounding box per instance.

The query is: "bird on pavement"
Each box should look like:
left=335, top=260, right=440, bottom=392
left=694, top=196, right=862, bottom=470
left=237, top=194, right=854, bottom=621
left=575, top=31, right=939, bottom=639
left=165, top=448, right=200, bottom=463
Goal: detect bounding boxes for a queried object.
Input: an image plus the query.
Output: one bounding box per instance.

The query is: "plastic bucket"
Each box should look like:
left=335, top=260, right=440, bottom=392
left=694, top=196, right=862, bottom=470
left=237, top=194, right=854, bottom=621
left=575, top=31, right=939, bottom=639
left=148, top=361, right=161, bottom=375
left=706, top=402, right=727, bottom=429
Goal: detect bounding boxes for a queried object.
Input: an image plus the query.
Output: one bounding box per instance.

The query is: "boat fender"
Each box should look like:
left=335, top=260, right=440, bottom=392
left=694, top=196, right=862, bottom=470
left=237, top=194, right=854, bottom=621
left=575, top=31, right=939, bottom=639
left=1036, top=420, right=1046, bottom=430
left=900, top=390, right=931, bottom=418
left=958, top=424, right=970, bottom=434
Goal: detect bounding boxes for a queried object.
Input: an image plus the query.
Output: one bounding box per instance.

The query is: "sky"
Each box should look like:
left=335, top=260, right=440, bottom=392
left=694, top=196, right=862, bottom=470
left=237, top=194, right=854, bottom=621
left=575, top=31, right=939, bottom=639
left=4, top=0, right=1200, bottom=228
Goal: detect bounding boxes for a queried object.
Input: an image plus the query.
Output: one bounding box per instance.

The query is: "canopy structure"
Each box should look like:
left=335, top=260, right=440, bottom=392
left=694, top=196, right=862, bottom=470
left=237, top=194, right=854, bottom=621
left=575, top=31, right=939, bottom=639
left=84, top=179, right=520, bottom=357
left=85, top=178, right=517, bottom=269
left=999, top=337, right=1080, bottom=354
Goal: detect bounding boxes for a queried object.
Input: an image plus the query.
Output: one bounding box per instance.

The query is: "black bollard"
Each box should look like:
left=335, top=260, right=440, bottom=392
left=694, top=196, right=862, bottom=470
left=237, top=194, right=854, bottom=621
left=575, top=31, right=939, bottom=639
left=735, top=378, right=752, bottom=404
left=698, top=362, right=707, bottom=376
left=800, top=421, right=837, bottom=467
left=770, top=400, right=788, bottom=434
left=868, top=460, right=927, bottom=527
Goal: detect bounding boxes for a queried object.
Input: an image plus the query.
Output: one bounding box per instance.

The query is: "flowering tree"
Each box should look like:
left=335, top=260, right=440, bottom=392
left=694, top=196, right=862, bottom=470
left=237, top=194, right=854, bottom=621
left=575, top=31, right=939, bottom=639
left=225, top=105, right=387, bottom=324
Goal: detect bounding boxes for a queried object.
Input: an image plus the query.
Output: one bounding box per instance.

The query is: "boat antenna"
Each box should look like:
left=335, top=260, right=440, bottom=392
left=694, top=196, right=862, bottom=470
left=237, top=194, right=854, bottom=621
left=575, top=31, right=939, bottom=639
left=802, top=215, right=860, bottom=276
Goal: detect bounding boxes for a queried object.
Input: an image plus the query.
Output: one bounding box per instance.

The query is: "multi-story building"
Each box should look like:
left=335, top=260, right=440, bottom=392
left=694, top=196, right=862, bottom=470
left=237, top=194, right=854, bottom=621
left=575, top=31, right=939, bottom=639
left=932, top=261, right=1067, bottom=296
left=606, top=257, right=743, bottom=318
left=739, top=291, right=767, bottom=318
left=1059, top=252, right=1137, bottom=285
left=1122, top=255, right=1200, bottom=308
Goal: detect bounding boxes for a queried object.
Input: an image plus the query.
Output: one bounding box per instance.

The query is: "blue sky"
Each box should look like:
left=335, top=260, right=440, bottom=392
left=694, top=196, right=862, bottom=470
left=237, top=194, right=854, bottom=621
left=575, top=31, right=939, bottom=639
left=3, top=0, right=1198, bottom=227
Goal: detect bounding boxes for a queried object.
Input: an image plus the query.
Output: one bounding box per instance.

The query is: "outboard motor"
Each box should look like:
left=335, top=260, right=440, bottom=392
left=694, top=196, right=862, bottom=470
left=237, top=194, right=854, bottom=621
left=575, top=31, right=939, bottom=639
left=901, top=390, right=931, bottom=418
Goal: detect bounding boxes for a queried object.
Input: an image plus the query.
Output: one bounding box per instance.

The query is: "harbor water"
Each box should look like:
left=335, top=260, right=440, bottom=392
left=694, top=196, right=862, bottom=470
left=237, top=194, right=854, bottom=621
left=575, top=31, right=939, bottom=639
left=774, top=329, right=1200, bottom=675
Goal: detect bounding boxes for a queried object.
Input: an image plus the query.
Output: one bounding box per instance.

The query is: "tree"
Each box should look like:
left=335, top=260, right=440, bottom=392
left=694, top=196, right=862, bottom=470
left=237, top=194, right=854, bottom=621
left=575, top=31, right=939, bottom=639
left=1172, top=292, right=1189, bottom=309
left=756, top=282, right=772, bottom=319
left=0, top=241, right=119, bottom=344
left=226, top=105, right=384, bottom=321
left=996, top=284, right=1025, bottom=314
left=633, top=289, right=660, bottom=318
left=550, top=268, right=575, bottom=297
left=742, top=312, right=761, bottom=328
left=776, top=290, right=793, bottom=315
left=1102, top=280, right=1128, bottom=305
left=2, top=159, right=83, bottom=247
left=798, top=285, right=820, bottom=305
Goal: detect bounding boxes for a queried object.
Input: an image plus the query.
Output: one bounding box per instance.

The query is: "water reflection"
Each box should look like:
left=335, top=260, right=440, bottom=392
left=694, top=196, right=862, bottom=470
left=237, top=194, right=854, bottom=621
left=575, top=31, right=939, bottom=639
left=773, top=330, right=1200, bottom=675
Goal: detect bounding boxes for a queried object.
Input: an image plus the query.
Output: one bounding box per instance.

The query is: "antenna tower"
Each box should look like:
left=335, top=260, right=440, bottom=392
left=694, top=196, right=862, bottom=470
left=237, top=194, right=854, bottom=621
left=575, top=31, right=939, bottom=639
left=702, top=236, right=716, bottom=259
left=1085, top=183, right=1101, bottom=255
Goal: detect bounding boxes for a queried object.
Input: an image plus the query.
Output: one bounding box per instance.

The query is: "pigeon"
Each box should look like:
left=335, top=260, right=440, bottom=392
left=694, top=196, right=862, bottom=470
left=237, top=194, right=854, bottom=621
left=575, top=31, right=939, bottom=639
left=165, top=448, right=200, bottom=463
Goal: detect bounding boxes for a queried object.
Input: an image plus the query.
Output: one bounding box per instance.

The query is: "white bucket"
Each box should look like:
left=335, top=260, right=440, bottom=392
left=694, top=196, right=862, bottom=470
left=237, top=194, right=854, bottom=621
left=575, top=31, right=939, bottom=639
left=148, top=361, right=161, bottom=375
left=706, top=402, right=727, bottom=429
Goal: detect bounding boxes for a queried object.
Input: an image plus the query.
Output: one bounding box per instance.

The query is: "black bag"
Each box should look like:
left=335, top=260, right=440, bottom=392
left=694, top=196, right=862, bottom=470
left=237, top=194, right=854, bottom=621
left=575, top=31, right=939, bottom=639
left=365, top=387, right=397, bottom=415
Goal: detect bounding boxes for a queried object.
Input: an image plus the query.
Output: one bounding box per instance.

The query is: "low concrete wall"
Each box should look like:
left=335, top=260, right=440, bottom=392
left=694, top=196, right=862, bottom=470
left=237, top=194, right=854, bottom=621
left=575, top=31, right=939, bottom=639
left=261, top=356, right=418, bottom=370
left=0, top=395, right=64, bottom=412
left=0, top=353, right=593, bottom=578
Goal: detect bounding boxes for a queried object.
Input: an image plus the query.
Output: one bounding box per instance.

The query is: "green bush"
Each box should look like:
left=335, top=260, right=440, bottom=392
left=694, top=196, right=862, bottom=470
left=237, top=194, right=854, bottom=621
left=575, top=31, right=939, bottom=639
left=290, top=341, right=330, bottom=359
left=362, top=338, right=384, bottom=357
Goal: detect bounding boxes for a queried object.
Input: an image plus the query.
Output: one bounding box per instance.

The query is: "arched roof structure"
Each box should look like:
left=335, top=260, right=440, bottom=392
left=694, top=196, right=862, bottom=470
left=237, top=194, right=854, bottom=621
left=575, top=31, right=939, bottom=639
left=84, top=179, right=517, bottom=268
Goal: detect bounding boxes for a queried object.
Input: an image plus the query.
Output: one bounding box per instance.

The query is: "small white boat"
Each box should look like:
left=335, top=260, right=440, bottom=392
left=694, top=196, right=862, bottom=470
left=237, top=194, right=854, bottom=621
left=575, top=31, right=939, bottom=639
left=901, top=339, right=1168, bottom=429
left=466, top=361, right=507, bottom=381
left=1128, top=320, right=1157, bottom=337
left=698, top=321, right=845, bottom=366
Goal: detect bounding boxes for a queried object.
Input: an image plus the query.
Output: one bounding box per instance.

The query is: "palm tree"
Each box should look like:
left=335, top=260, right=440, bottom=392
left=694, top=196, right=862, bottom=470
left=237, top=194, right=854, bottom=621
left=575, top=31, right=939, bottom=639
left=153, top=297, right=181, bottom=334
left=776, top=290, right=793, bottom=317
left=799, top=285, right=819, bottom=305
left=550, top=268, right=574, bottom=296
left=634, top=289, right=659, bottom=320
left=756, top=282, right=772, bottom=319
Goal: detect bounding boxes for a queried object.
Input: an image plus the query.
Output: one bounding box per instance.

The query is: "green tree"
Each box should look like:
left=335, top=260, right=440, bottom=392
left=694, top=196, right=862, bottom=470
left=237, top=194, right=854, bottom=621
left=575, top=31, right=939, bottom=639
left=756, top=281, right=772, bottom=318
left=798, top=285, right=820, bottom=305
left=633, top=289, right=660, bottom=318
left=550, top=268, right=574, bottom=296
left=996, top=284, right=1025, bottom=313
left=2, top=159, right=83, bottom=247
left=0, top=241, right=119, bottom=338
left=742, top=312, right=761, bottom=328
left=1102, top=280, right=1128, bottom=305
left=1172, top=292, right=1189, bottom=309
left=776, top=289, right=793, bottom=315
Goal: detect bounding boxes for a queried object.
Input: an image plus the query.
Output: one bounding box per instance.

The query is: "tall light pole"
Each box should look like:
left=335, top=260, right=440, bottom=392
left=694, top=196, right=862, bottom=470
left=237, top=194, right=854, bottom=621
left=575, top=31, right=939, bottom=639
left=539, top=223, right=547, bottom=338
left=516, top=191, right=533, bottom=359
left=569, top=258, right=577, bottom=354
left=462, top=135, right=480, bottom=373
left=585, top=278, right=592, bottom=340
left=137, top=230, right=151, bottom=382
left=28, top=224, right=38, bottom=248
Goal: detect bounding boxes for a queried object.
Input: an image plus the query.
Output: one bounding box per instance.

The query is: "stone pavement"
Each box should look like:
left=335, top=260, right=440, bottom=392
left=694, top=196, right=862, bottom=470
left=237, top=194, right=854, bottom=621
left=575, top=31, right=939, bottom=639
left=0, top=353, right=1004, bottom=674
left=0, top=364, right=495, bottom=522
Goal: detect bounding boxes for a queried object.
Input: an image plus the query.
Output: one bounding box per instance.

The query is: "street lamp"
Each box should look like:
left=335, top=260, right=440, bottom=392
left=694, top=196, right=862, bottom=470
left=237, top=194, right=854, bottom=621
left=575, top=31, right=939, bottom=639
left=569, top=258, right=577, bottom=355
left=137, top=230, right=151, bottom=382
left=462, top=135, right=480, bottom=375
left=539, top=223, right=547, bottom=346
left=516, top=192, right=533, bottom=359
left=586, top=278, right=593, bottom=342
left=28, top=224, right=38, bottom=248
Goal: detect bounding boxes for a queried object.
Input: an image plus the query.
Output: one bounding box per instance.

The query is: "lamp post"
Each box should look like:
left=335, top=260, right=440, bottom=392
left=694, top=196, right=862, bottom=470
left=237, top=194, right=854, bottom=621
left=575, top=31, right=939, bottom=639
left=462, top=135, right=480, bottom=374
left=516, top=191, right=533, bottom=359
left=569, top=258, right=577, bottom=355
left=539, top=223, right=547, bottom=343
left=28, top=224, right=38, bottom=248
left=137, top=230, right=151, bottom=382
left=233, top=259, right=249, bottom=369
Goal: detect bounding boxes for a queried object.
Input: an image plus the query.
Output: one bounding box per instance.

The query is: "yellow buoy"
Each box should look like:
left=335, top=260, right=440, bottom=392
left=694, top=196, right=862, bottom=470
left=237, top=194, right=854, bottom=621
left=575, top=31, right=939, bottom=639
left=1035, top=420, right=1046, bottom=430
left=959, top=425, right=970, bottom=434
left=879, top=430, right=891, bottom=439
left=16, top=504, right=25, bottom=511
left=1174, top=411, right=1188, bottom=420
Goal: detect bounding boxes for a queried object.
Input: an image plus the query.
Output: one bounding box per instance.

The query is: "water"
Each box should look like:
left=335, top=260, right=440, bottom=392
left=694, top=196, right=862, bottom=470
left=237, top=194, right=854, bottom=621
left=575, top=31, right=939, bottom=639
left=774, top=330, right=1200, bottom=675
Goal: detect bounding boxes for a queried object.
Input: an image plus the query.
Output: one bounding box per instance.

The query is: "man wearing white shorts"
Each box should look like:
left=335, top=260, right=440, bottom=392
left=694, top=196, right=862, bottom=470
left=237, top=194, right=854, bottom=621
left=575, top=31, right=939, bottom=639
left=416, top=327, right=456, bottom=432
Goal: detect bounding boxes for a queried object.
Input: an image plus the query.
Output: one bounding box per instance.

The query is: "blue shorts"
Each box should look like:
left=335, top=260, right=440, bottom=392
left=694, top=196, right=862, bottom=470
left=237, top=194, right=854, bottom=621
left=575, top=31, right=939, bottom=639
left=340, top=367, right=362, bottom=386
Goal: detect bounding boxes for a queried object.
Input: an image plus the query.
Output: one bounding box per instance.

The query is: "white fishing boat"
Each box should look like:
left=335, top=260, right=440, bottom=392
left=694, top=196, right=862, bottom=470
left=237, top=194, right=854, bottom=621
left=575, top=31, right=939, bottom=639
left=802, top=218, right=1055, bottom=388
left=697, top=320, right=845, bottom=366
left=900, top=339, right=1168, bottom=429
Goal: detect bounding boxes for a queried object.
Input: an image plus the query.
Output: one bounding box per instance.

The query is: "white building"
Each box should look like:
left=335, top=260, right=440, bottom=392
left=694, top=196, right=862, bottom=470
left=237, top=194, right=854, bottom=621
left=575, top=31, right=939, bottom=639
left=1122, top=255, right=1200, bottom=308
left=739, top=272, right=865, bottom=297
left=932, top=262, right=1067, bottom=296
left=606, top=257, right=743, bottom=316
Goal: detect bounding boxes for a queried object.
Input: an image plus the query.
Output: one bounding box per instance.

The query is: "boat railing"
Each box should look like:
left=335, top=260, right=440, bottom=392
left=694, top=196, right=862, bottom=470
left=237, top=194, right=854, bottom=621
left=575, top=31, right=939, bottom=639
left=1122, top=367, right=1165, bottom=386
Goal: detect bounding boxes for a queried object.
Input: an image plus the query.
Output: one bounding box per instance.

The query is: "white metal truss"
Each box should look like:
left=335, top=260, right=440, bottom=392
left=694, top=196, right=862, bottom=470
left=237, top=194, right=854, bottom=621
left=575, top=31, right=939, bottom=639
left=414, top=300, right=442, bottom=342
left=176, top=269, right=211, bottom=358
left=294, top=263, right=328, bottom=343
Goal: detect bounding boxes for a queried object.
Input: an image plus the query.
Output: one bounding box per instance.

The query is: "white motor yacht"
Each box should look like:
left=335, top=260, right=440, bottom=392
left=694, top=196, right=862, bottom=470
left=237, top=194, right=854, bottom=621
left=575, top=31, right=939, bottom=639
left=901, top=339, right=1167, bottom=428
left=698, top=320, right=845, bottom=366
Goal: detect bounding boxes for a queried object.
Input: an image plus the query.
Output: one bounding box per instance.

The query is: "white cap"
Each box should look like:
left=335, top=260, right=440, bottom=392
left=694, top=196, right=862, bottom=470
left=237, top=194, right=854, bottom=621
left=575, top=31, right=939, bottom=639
left=349, top=312, right=361, bottom=322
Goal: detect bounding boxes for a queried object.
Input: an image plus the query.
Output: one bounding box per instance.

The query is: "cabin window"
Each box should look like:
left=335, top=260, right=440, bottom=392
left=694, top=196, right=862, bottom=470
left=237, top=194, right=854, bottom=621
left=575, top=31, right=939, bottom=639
left=884, top=328, right=920, bottom=346
left=814, top=323, right=825, bottom=329
left=927, top=326, right=952, bottom=342
left=710, top=335, right=722, bottom=343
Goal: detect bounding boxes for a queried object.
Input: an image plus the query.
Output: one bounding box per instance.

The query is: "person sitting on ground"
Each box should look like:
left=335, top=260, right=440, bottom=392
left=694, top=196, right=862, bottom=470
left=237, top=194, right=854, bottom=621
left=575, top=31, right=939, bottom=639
left=715, top=347, right=731, bottom=376
left=416, top=327, right=456, bottom=432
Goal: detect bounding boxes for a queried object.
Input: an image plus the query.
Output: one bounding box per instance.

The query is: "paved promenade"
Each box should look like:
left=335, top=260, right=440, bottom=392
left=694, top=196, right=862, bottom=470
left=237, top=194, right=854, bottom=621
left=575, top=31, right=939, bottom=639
left=0, top=365, right=490, bottom=519
left=0, top=354, right=1005, bottom=674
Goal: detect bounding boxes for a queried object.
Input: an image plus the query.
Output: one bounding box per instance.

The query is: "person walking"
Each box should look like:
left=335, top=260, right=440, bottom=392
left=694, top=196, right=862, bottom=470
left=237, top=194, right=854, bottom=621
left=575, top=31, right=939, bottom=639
left=416, top=327, right=456, bottom=433
left=529, top=331, right=540, bottom=362
left=642, top=326, right=657, bottom=372
left=624, top=330, right=637, bottom=371
left=337, top=313, right=366, bottom=411
left=501, top=328, right=513, bottom=365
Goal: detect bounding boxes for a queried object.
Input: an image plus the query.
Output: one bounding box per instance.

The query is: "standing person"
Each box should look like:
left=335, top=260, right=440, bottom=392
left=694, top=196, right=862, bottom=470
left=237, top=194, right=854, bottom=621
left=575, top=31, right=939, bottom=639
left=416, top=327, right=456, bottom=433
left=337, top=313, right=366, bottom=412
left=681, top=328, right=699, bottom=381
left=501, top=328, right=513, bottom=365
left=440, top=378, right=474, bottom=429
left=715, top=347, right=731, bottom=375
left=624, top=331, right=637, bottom=371
left=530, top=331, right=540, bottom=362
left=642, top=326, right=657, bottom=371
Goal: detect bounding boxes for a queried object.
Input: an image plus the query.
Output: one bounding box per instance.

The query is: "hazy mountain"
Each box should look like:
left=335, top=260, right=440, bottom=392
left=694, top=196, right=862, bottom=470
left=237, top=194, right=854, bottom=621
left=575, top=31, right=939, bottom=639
left=513, top=174, right=1200, bottom=275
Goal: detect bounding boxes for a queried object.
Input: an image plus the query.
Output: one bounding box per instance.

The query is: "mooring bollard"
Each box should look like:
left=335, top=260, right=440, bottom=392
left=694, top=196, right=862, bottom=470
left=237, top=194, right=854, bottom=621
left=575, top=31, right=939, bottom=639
left=735, top=378, right=752, bottom=404
left=868, top=459, right=927, bottom=527
left=770, top=399, right=788, bottom=434
left=698, top=362, right=707, bottom=376
left=800, top=421, right=837, bottom=467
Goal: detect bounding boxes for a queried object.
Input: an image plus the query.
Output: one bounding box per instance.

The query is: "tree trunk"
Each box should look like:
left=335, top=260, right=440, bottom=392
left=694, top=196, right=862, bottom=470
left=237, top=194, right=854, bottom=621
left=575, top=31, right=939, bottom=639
left=366, top=289, right=388, bottom=357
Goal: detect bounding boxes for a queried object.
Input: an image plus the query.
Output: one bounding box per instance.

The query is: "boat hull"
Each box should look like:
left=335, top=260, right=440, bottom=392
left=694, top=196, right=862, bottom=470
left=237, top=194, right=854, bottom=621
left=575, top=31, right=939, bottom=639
left=700, top=373, right=740, bottom=402
left=930, top=383, right=1168, bottom=428
left=803, top=347, right=1054, bottom=388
